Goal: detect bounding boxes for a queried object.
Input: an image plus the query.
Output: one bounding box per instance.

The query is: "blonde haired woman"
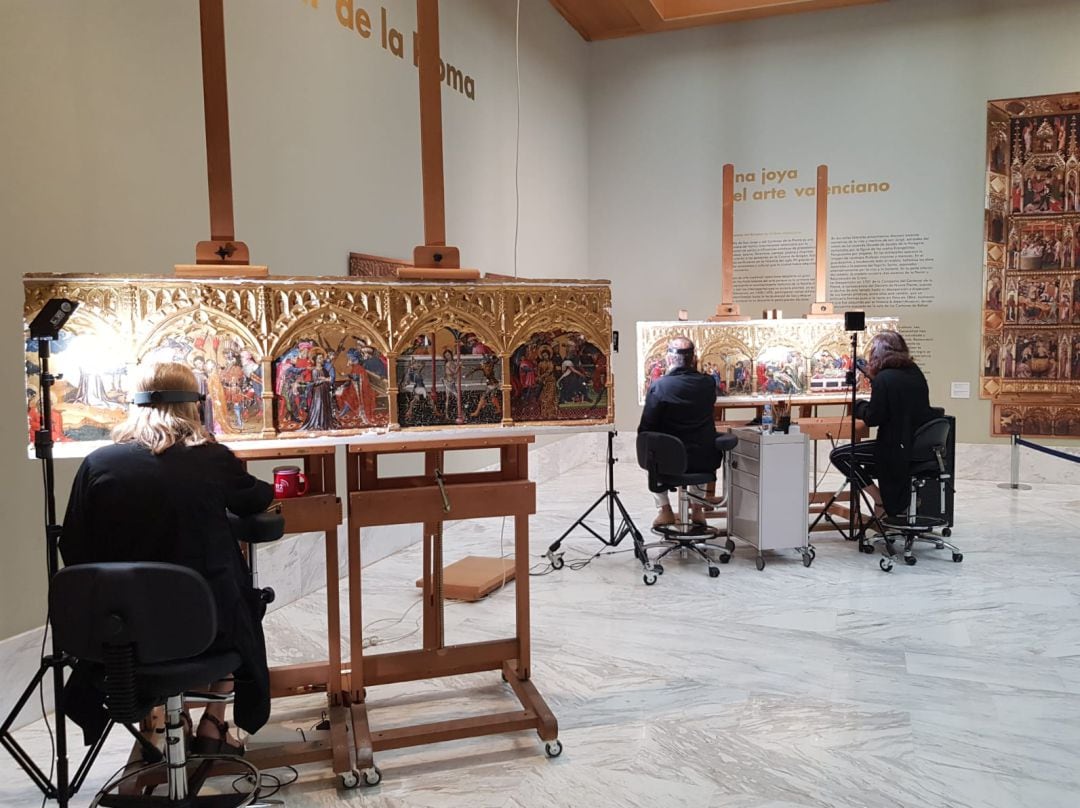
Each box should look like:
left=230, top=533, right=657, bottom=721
left=60, top=362, right=274, bottom=754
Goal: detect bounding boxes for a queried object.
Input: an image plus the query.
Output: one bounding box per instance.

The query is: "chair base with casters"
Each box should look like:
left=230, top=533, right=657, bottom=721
left=49, top=563, right=273, bottom=808
left=874, top=512, right=963, bottom=572
left=637, top=432, right=738, bottom=585
left=860, top=417, right=963, bottom=573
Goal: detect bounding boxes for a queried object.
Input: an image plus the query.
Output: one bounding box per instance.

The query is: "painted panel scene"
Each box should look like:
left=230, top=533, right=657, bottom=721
left=397, top=329, right=501, bottom=428
left=509, top=330, right=607, bottom=421
left=1001, top=332, right=1071, bottom=379
left=697, top=348, right=752, bottom=397
left=274, top=332, right=389, bottom=433
left=24, top=328, right=128, bottom=444
left=754, top=346, right=807, bottom=395
left=143, top=325, right=263, bottom=436
left=1011, top=220, right=1078, bottom=270
left=1008, top=115, right=1077, bottom=215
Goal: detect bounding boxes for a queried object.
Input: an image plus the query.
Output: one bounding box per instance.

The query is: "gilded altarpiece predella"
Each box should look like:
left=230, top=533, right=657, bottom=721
left=983, top=92, right=1080, bottom=438
left=22, top=275, right=612, bottom=445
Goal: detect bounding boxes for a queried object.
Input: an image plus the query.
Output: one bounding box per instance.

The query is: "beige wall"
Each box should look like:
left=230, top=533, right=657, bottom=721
left=0, top=0, right=588, bottom=640
left=587, top=0, right=1080, bottom=441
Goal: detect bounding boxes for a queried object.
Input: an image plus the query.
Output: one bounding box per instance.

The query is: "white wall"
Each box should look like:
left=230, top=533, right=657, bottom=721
left=0, top=0, right=588, bottom=641
left=587, top=0, right=1080, bottom=441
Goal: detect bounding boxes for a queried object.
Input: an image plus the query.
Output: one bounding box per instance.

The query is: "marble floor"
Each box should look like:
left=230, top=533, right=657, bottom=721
left=2, top=453, right=1079, bottom=808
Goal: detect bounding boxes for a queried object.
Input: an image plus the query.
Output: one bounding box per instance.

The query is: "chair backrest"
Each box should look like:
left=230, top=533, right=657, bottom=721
left=50, top=562, right=218, bottom=665
left=910, top=417, right=951, bottom=471
left=637, top=431, right=687, bottom=491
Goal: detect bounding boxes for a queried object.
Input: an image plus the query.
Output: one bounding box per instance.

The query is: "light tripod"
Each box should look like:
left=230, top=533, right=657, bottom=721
left=546, top=430, right=645, bottom=568
left=1, top=300, right=111, bottom=808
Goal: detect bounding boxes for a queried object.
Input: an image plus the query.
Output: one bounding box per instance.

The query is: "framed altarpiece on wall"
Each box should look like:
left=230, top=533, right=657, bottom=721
left=983, top=91, right=1080, bottom=438
left=22, top=274, right=612, bottom=448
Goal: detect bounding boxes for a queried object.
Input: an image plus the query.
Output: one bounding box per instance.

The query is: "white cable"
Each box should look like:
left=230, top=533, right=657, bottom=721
left=513, top=0, right=521, bottom=277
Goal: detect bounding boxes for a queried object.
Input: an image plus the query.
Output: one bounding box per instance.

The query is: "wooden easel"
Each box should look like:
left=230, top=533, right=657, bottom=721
left=126, top=445, right=351, bottom=792
left=344, top=434, right=560, bottom=779
left=710, top=164, right=749, bottom=321
left=806, top=165, right=834, bottom=318
left=399, top=0, right=480, bottom=281
left=175, top=0, right=266, bottom=279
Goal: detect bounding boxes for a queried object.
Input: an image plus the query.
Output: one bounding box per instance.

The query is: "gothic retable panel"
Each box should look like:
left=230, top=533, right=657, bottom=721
left=983, top=91, right=1080, bottom=437
left=636, top=318, right=898, bottom=405
left=23, top=274, right=612, bottom=446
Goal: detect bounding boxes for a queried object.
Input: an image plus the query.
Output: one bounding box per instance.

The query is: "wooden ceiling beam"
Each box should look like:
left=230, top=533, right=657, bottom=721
left=550, top=0, right=884, bottom=40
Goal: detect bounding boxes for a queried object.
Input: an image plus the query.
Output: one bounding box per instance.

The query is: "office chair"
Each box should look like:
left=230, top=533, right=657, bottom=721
left=636, top=431, right=738, bottom=584
left=50, top=563, right=262, bottom=807
left=872, top=417, right=964, bottom=572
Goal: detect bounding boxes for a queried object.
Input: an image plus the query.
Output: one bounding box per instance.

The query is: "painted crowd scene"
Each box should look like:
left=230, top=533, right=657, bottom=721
left=22, top=275, right=613, bottom=446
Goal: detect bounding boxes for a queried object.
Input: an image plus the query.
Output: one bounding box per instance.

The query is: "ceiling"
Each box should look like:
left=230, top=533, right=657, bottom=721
left=549, top=0, right=884, bottom=41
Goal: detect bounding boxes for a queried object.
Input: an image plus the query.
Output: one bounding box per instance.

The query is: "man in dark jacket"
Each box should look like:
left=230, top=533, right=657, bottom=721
left=639, top=337, right=720, bottom=527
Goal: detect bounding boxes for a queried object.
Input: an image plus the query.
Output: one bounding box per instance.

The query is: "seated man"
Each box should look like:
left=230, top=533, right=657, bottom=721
left=639, top=337, right=720, bottom=528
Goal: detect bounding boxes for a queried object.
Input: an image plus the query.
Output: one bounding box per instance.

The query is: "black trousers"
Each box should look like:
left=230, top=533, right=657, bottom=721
left=829, top=440, right=879, bottom=492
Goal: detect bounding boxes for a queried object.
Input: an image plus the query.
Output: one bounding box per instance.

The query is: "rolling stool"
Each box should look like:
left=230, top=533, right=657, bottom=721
left=227, top=510, right=287, bottom=605
left=871, top=417, right=963, bottom=572
left=636, top=432, right=738, bottom=584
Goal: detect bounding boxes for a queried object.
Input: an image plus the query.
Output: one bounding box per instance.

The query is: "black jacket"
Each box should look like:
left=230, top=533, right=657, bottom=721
left=638, top=367, right=719, bottom=472
left=60, top=441, right=275, bottom=736
left=854, top=364, right=934, bottom=515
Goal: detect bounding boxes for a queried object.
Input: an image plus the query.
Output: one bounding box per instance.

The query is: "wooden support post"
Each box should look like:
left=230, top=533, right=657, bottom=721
left=177, top=0, right=265, bottom=277
left=403, top=0, right=478, bottom=280
left=807, top=164, right=834, bottom=317
left=711, top=163, right=748, bottom=321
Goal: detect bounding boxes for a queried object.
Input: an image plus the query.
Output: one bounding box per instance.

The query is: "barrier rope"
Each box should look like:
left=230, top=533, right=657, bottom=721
left=1015, top=437, right=1080, bottom=465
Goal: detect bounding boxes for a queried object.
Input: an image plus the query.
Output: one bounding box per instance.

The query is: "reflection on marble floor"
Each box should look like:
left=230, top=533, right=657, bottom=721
left=2, top=446, right=1080, bottom=808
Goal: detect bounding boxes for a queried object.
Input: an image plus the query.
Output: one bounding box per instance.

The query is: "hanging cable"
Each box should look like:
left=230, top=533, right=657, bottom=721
left=513, top=0, right=521, bottom=277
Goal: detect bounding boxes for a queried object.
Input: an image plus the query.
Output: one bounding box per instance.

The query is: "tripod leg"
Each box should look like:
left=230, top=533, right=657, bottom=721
left=0, top=661, right=59, bottom=799
left=548, top=491, right=608, bottom=555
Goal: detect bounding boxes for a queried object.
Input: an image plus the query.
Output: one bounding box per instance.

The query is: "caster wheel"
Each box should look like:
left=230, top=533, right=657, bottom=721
left=725, top=538, right=736, bottom=553
left=643, top=573, right=658, bottom=586
left=545, top=739, right=563, bottom=758
left=551, top=555, right=564, bottom=570
left=952, top=552, right=963, bottom=563
left=859, top=542, right=875, bottom=554
left=360, top=766, right=382, bottom=787
left=935, top=542, right=945, bottom=550
left=879, top=558, right=893, bottom=573
left=341, top=770, right=360, bottom=789
left=803, top=553, right=813, bottom=568
left=709, top=566, right=720, bottom=578
left=654, top=564, right=664, bottom=575
left=719, top=553, right=731, bottom=564
left=809, top=546, right=817, bottom=559
left=904, top=556, right=917, bottom=566
left=755, top=557, right=765, bottom=571
left=942, top=527, right=952, bottom=538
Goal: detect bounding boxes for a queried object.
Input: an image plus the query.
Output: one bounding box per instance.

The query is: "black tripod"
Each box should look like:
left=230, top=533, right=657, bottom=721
left=546, top=431, right=645, bottom=568
left=808, top=324, right=880, bottom=546
left=1, top=300, right=111, bottom=808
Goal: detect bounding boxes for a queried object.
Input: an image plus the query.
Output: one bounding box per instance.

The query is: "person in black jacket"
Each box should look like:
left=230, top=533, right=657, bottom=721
left=830, top=331, right=934, bottom=518
left=639, top=337, right=720, bottom=528
left=60, top=362, right=275, bottom=755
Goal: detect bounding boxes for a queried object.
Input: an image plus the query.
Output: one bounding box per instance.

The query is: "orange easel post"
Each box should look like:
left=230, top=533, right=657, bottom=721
left=176, top=0, right=266, bottom=278
left=710, top=164, right=749, bottom=321
left=404, top=0, right=479, bottom=280
left=806, top=164, right=834, bottom=317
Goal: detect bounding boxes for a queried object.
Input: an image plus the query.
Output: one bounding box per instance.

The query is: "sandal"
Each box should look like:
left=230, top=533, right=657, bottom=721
left=191, top=713, right=245, bottom=757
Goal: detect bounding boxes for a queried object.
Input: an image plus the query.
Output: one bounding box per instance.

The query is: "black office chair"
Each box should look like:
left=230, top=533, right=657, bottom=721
left=50, top=563, right=261, bottom=807
left=227, top=509, right=287, bottom=606
left=873, top=417, right=964, bottom=572
left=636, top=431, right=738, bottom=584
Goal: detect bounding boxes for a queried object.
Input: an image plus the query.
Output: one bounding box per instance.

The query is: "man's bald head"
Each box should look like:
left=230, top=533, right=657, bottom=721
left=666, top=336, right=695, bottom=370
